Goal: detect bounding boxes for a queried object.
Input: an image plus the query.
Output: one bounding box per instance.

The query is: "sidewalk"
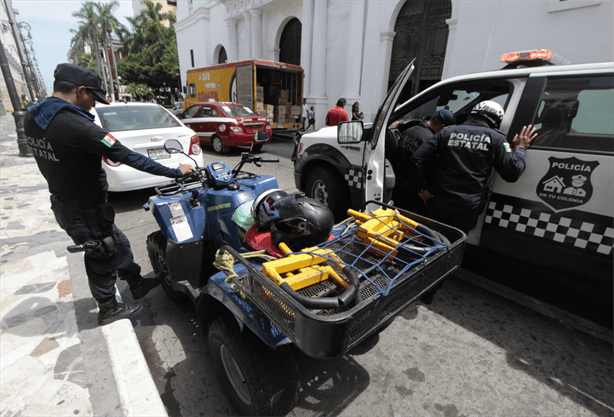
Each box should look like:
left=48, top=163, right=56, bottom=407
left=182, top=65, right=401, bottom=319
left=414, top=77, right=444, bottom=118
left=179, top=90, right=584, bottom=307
left=0, top=113, right=167, bottom=417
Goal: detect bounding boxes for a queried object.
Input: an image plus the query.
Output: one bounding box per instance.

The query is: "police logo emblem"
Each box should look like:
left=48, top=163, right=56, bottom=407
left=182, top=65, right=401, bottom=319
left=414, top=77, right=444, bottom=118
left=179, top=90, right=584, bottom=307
left=536, top=156, right=600, bottom=212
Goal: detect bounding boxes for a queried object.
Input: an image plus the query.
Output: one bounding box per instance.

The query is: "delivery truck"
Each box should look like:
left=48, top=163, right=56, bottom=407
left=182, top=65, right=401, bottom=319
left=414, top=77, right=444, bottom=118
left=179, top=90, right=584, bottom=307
left=184, top=59, right=304, bottom=130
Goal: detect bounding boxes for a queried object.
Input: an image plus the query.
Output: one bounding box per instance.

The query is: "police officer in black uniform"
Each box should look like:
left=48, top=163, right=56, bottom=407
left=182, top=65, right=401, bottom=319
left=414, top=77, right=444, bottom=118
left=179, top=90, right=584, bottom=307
left=411, top=100, right=537, bottom=233
left=393, top=109, right=455, bottom=213
left=25, top=63, right=193, bottom=325
left=410, top=101, right=537, bottom=304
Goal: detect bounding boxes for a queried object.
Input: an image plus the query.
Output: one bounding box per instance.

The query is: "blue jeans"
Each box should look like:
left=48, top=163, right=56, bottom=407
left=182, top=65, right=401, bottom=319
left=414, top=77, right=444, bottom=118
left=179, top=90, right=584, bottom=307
left=51, top=198, right=141, bottom=301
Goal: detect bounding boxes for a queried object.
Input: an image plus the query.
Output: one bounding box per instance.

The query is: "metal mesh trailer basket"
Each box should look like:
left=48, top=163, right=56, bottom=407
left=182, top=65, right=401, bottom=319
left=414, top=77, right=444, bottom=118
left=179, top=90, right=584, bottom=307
left=223, top=203, right=466, bottom=359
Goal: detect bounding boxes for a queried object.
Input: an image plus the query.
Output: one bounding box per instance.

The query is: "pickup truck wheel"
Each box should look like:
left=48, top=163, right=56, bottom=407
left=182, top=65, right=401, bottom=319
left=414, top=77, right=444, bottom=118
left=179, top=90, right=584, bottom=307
left=146, top=231, right=188, bottom=302
left=212, top=136, right=228, bottom=154
left=208, top=313, right=300, bottom=416
left=306, top=166, right=348, bottom=221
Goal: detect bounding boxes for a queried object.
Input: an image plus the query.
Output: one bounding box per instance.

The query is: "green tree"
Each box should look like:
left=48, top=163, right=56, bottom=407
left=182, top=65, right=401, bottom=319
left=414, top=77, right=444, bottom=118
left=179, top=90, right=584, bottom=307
left=71, top=1, right=126, bottom=98
left=117, top=1, right=178, bottom=96
left=125, top=83, right=152, bottom=100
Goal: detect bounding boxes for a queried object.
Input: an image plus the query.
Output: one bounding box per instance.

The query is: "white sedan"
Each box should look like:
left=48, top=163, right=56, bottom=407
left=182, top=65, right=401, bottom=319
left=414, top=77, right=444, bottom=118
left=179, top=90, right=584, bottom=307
left=92, top=103, right=204, bottom=192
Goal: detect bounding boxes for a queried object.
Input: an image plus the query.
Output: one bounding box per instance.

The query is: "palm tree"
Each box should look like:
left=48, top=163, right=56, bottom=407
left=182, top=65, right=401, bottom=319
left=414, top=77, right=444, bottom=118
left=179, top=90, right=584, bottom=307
left=94, top=1, right=125, bottom=99
left=71, top=2, right=103, bottom=79
left=71, top=1, right=126, bottom=98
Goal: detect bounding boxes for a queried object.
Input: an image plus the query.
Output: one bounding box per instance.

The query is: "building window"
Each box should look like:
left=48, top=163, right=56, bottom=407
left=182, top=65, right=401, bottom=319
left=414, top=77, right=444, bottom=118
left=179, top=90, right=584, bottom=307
left=219, top=46, right=227, bottom=64
left=190, top=49, right=194, bottom=68
left=279, top=18, right=302, bottom=66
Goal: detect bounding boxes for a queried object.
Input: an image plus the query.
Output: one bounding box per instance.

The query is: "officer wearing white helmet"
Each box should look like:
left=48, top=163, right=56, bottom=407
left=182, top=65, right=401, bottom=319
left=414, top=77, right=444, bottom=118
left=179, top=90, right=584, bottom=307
left=410, top=100, right=538, bottom=233
left=410, top=100, right=537, bottom=305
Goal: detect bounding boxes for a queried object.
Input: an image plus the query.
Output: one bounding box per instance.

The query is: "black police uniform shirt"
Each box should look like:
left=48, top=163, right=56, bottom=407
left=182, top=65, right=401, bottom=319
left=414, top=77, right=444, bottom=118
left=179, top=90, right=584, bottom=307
left=396, top=120, right=436, bottom=189
left=410, top=119, right=527, bottom=214
left=25, top=109, right=131, bottom=202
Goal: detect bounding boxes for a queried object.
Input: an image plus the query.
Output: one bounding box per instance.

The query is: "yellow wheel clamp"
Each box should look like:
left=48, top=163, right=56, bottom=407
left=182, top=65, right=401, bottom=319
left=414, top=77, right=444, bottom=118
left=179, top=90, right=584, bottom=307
left=261, top=242, right=350, bottom=291
left=347, top=208, right=423, bottom=257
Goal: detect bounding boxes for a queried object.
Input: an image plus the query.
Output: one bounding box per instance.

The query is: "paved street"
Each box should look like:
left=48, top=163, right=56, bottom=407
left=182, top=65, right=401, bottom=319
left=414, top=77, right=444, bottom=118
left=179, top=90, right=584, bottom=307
left=109, top=140, right=613, bottom=416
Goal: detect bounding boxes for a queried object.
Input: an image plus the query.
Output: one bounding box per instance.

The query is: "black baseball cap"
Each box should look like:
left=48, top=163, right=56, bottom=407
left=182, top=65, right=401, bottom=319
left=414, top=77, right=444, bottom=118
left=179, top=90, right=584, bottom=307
left=54, top=63, right=109, bottom=105
left=431, top=109, right=455, bottom=125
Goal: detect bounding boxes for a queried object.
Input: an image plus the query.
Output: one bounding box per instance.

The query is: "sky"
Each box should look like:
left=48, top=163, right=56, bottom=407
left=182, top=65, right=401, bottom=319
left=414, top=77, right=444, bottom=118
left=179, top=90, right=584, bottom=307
left=12, top=0, right=135, bottom=94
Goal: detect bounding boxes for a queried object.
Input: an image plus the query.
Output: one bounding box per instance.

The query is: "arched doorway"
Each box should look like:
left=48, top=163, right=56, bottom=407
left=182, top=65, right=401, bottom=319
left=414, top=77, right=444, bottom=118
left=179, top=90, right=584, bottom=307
left=279, top=18, right=302, bottom=65
left=218, top=46, right=227, bottom=64
left=388, top=0, right=451, bottom=96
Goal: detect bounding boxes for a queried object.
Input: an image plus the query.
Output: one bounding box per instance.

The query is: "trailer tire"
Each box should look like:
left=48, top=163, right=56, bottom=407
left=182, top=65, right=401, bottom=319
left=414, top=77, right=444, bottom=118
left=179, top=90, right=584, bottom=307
left=146, top=231, right=188, bottom=302
left=305, top=166, right=349, bottom=222
left=208, top=313, right=300, bottom=416
left=212, top=135, right=228, bottom=154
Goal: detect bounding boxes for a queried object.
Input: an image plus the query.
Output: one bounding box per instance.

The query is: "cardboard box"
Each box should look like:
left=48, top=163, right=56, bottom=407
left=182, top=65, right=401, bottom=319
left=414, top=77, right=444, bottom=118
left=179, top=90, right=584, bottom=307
left=274, top=105, right=286, bottom=115
left=290, top=106, right=301, bottom=116
left=257, top=110, right=268, bottom=116
left=256, top=86, right=264, bottom=95
left=255, top=102, right=264, bottom=112
left=280, top=89, right=289, bottom=99
left=266, top=104, right=275, bottom=113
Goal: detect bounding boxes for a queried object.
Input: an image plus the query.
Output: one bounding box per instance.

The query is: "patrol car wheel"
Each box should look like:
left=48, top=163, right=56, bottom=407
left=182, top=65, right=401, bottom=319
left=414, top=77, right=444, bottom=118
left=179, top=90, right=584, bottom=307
left=212, top=136, right=228, bottom=154
left=146, top=231, right=188, bottom=302
left=208, top=312, right=300, bottom=416
left=306, top=166, right=348, bottom=222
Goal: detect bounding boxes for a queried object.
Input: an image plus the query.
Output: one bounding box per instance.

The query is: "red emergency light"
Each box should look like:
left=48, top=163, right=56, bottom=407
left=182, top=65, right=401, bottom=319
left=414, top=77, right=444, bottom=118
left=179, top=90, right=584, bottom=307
left=500, top=49, right=568, bottom=68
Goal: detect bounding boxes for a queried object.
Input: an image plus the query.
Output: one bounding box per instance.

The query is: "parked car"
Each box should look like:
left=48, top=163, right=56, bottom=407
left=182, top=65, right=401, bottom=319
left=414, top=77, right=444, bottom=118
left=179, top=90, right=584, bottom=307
left=92, top=103, right=204, bottom=192
left=293, top=52, right=613, bottom=340
left=177, top=101, right=272, bottom=153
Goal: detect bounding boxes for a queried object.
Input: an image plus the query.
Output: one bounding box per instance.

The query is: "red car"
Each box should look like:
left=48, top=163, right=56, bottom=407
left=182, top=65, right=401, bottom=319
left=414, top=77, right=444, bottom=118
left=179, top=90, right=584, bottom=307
left=178, top=102, right=272, bottom=153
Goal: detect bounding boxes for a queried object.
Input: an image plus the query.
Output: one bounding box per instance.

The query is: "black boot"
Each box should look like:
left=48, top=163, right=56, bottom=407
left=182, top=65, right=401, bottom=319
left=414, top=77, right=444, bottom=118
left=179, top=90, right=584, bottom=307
left=97, top=297, right=142, bottom=326
left=126, top=275, right=160, bottom=300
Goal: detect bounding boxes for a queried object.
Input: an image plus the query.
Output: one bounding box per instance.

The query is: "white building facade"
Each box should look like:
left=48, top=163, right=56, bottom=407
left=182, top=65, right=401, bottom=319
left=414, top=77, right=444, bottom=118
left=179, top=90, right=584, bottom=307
left=0, top=0, right=29, bottom=112
left=175, top=0, right=614, bottom=129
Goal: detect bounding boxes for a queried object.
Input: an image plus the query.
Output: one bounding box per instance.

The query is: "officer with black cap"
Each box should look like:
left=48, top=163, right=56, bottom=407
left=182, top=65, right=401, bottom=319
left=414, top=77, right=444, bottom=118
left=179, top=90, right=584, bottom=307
left=25, top=63, right=193, bottom=325
left=392, top=109, right=456, bottom=213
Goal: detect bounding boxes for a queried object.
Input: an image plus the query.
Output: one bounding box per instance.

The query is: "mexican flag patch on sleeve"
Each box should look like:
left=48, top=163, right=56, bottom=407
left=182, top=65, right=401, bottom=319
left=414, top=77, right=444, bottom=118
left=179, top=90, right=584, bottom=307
left=503, top=142, right=511, bottom=153
left=102, top=134, right=117, bottom=148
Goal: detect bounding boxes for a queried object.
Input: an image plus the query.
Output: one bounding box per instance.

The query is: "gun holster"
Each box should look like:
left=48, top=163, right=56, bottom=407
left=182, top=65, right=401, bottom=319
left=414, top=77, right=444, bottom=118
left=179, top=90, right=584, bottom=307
left=84, top=202, right=119, bottom=258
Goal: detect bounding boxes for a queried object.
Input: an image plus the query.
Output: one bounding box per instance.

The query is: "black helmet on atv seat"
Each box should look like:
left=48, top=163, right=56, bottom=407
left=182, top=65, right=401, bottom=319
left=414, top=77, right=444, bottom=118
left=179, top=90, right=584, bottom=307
left=252, top=189, right=288, bottom=229
left=271, top=195, right=334, bottom=251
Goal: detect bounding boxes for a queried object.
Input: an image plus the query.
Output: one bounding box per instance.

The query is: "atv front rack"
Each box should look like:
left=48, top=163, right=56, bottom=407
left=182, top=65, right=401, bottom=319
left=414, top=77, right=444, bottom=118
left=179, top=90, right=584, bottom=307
left=221, top=203, right=466, bottom=359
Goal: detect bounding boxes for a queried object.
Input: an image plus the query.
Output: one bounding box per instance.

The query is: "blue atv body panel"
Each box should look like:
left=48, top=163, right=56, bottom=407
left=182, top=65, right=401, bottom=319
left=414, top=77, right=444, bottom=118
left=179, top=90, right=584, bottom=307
left=148, top=175, right=278, bottom=247
left=205, top=265, right=291, bottom=347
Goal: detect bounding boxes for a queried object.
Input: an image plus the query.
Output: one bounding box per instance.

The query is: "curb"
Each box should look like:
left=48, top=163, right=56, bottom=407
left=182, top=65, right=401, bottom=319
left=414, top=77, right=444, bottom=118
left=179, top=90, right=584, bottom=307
left=102, top=316, right=167, bottom=416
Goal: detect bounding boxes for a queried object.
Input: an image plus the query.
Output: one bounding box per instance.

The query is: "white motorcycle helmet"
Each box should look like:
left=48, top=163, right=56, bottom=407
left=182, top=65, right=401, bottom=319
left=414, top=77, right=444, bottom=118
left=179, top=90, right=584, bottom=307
left=470, top=100, right=505, bottom=129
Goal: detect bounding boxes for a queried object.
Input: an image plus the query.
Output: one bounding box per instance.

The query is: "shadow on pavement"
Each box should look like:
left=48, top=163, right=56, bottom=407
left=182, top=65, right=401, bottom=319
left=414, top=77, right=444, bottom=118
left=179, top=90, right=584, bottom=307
left=423, top=276, right=613, bottom=416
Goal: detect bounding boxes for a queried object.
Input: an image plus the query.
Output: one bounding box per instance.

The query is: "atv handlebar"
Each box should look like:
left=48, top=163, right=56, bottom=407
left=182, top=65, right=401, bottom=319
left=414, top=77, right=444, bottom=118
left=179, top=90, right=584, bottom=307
left=232, top=153, right=279, bottom=176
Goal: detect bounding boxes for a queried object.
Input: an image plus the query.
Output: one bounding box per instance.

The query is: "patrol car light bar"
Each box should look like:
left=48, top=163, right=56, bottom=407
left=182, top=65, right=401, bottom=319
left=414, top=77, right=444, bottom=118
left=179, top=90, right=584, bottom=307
left=500, top=49, right=569, bottom=66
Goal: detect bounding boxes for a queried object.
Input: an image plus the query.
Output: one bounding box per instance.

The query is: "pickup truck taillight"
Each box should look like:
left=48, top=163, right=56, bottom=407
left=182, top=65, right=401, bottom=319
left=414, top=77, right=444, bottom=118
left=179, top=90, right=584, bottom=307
left=188, top=135, right=201, bottom=155
left=103, top=157, right=121, bottom=167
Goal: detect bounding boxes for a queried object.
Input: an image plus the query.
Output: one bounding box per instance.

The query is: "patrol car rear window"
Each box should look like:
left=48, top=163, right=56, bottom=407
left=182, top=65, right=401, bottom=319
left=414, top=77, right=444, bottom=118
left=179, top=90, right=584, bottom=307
left=531, top=75, right=613, bottom=153
left=96, top=105, right=182, bottom=132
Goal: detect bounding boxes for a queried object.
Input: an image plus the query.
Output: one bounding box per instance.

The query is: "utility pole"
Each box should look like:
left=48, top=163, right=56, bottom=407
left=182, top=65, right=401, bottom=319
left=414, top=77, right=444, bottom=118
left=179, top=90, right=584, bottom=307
left=0, top=38, right=32, bottom=156
left=3, top=0, right=35, bottom=102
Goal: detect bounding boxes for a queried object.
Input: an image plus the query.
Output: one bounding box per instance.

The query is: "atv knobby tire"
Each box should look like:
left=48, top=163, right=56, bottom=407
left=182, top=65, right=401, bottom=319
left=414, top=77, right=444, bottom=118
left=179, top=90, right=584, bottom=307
left=146, top=231, right=188, bottom=302
left=208, top=313, right=300, bottom=416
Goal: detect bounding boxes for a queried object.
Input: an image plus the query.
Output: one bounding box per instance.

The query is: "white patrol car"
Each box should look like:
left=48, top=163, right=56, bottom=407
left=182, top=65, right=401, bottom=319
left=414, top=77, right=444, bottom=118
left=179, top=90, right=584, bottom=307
left=293, top=52, right=613, bottom=340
